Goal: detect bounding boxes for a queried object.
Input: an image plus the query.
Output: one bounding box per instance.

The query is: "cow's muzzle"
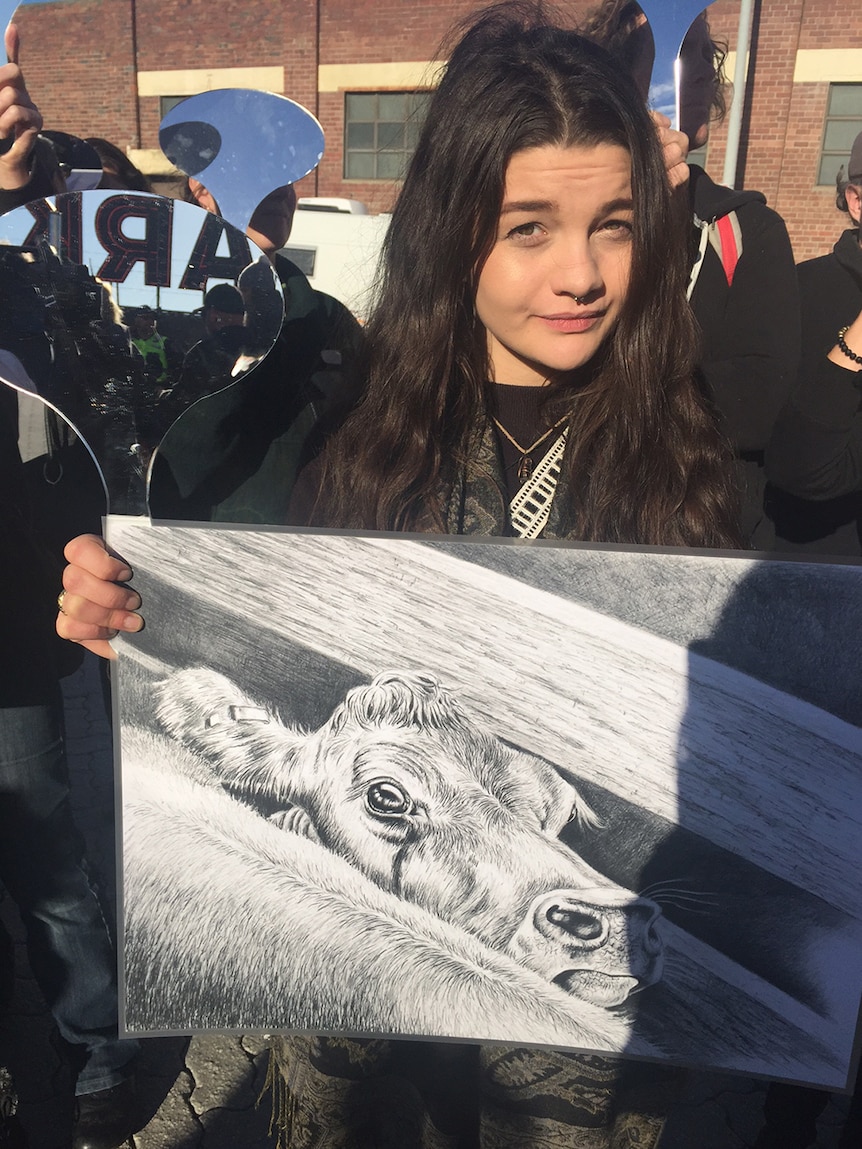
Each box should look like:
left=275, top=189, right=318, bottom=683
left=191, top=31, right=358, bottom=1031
left=511, top=887, right=664, bottom=1006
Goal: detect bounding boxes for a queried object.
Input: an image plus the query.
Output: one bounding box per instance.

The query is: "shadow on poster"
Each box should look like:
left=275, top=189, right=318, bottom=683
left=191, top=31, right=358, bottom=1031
left=108, top=517, right=862, bottom=1091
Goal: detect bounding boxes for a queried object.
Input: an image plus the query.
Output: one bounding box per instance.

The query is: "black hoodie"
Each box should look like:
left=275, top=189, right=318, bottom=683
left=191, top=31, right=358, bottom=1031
left=687, top=165, right=800, bottom=548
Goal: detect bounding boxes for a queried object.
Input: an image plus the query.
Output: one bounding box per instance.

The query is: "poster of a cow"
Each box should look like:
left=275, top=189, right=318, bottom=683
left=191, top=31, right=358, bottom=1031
left=109, top=517, right=862, bottom=1091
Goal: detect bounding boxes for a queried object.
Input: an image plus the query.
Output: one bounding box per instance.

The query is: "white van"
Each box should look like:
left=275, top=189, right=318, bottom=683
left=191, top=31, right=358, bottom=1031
left=282, top=209, right=390, bottom=321
left=296, top=197, right=368, bottom=215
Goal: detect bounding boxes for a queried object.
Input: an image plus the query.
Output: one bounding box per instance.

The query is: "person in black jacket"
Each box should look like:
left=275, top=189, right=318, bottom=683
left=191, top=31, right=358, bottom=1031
left=686, top=161, right=800, bottom=548
left=582, top=3, right=800, bottom=548
left=0, top=381, right=141, bottom=1149
left=765, top=131, right=862, bottom=557
left=2, top=29, right=141, bottom=1149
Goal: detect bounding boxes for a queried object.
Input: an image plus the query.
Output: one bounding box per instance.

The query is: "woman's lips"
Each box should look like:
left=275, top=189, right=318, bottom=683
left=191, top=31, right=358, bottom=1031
left=537, top=312, right=605, bottom=333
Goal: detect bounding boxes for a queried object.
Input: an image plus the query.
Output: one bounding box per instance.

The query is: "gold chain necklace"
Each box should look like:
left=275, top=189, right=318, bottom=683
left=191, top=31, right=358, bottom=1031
left=492, top=415, right=568, bottom=482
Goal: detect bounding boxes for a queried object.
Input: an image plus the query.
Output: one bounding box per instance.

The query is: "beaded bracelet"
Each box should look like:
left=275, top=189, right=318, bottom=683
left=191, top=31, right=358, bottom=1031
left=837, top=326, right=862, bottom=366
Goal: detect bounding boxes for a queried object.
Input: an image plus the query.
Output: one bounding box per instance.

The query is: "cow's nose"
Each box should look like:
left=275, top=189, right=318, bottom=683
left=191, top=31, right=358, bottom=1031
left=535, top=896, right=609, bottom=949
left=547, top=903, right=606, bottom=941
left=631, top=900, right=664, bottom=957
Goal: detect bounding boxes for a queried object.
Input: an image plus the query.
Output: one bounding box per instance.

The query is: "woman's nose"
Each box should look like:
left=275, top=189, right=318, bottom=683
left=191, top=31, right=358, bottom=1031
left=548, top=245, right=604, bottom=300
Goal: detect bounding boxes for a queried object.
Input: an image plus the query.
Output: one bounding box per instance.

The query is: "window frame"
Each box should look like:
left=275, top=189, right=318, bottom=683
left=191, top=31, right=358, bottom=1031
left=159, top=95, right=188, bottom=121
left=343, top=90, right=431, bottom=182
left=817, top=83, right=862, bottom=187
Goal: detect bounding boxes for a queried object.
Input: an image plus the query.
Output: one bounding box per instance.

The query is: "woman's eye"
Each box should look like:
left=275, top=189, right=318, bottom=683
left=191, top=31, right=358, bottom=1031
left=505, top=221, right=545, bottom=243
left=598, top=218, right=633, bottom=238
left=366, top=780, right=414, bottom=818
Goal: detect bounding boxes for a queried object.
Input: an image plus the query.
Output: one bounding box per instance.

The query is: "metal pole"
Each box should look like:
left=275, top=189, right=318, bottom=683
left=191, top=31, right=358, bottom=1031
left=722, top=0, right=756, bottom=189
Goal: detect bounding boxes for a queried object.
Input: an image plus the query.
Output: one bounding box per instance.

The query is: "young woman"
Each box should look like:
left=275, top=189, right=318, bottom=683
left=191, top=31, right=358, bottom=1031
left=56, top=4, right=742, bottom=1145
left=291, top=5, right=739, bottom=546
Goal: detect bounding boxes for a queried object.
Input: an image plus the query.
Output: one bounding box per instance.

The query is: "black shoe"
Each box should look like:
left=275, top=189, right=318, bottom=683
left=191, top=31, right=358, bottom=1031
left=72, top=1078, right=138, bottom=1149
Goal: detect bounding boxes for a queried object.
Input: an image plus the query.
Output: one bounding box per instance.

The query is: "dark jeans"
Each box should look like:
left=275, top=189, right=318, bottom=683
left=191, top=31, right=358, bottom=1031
left=0, top=701, right=138, bottom=1095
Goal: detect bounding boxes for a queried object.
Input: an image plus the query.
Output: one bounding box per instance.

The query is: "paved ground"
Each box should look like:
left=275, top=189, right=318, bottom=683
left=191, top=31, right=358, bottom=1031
left=0, top=654, right=853, bottom=1148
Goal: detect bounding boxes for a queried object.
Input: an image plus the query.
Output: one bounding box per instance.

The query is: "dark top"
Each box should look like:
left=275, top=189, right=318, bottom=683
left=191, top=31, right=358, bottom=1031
left=490, top=383, right=563, bottom=505
left=765, top=228, right=862, bottom=555
left=687, top=165, right=800, bottom=548
left=175, top=325, right=249, bottom=404
left=0, top=386, right=83, bottom=705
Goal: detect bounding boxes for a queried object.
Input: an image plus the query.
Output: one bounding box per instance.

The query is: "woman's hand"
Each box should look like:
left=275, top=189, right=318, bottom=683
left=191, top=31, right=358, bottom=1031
left=651, top=111, right=690, bottom=190
left=0, top=26, right=43, bottom=191
left=56, top=534, right=143, bottom=660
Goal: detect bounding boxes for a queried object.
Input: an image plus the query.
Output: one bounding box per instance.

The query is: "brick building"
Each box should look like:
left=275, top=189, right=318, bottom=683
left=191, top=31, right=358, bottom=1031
left=12, top=0, right=862, bottom=261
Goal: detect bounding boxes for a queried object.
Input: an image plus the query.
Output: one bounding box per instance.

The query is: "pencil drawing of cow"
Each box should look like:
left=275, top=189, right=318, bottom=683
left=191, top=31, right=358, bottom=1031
left=153, top=667, right=664, bottom=1010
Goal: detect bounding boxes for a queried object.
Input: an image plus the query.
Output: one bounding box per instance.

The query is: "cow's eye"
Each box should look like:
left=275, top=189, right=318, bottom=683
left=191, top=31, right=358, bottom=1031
left=365, top=780, right=414, bottom=818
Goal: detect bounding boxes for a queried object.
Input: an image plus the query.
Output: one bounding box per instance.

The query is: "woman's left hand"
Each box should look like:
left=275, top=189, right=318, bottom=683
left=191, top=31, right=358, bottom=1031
left=651, top=112, right=690, bottom=190
left=0, top=25, right=43, bottom=191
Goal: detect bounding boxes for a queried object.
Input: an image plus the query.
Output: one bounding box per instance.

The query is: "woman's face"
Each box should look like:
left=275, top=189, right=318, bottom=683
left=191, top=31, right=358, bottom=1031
left=475, top=142, right=634, bottom=387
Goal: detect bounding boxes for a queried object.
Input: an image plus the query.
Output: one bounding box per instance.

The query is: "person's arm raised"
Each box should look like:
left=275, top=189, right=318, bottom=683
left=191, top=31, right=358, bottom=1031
left=0, top=25, right=43, bottom=191
left=56, top=535, right=143, bottom=660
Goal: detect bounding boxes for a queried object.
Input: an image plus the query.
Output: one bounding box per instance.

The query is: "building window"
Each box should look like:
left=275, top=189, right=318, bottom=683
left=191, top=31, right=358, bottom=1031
left=344, top=91, right=431, bottom=180
left=818, top=85, right=862, bottom=186
left=159, top=96, right=187, bottom=120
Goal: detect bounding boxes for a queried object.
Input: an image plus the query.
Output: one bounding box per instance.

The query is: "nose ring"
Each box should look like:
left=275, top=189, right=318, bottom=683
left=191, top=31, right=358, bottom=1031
left=573, top=296, right=585, bottom=304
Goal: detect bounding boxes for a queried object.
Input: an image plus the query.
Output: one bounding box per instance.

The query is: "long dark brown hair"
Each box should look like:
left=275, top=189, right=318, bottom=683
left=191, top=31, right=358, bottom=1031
left=308, top=1, right=741, bottom=547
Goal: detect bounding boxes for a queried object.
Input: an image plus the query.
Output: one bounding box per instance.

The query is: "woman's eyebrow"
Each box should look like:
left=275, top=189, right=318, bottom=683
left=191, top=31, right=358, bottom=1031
left=500, top=199, right=556, bottom=214
left=500, top=196, right=635, bottom=215
left=600, top=197, right=635, bottom=213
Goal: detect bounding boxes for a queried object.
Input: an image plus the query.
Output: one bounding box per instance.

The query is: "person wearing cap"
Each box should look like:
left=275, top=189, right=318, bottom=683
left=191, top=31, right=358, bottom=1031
left=766, top=130, right=862, bottom=557
left=200, top=282, right=247, bottom=329
left=170, top=283, right=248, bottom=408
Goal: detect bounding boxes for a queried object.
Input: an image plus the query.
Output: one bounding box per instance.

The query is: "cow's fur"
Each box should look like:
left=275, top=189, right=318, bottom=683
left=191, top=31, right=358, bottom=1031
left=123, top=725, right=660, bottom=1052
left=150, top=668, right=663, bottom=1011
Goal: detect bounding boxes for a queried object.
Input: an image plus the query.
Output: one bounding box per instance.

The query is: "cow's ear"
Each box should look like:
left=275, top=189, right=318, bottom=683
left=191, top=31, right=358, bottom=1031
left=502, top=751, right=600, bottom=836
left=156, top=668, right=307, bottom=801
left=546, top=764, right=602, bottom=835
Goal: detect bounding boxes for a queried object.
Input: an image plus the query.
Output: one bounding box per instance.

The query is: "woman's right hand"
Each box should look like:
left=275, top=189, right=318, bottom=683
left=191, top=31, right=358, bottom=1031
left=56, top=534, right=143, bottom=660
